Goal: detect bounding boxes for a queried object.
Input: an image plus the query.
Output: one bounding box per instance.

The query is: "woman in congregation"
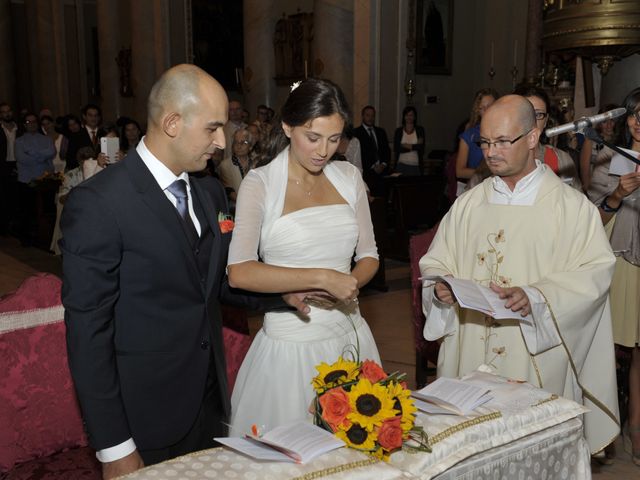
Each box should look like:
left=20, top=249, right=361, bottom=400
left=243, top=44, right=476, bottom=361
left=119, top=117, right=143, bottom=157
left=393, top=105, right=425, bottom=176
left=218, top=128, right=256, bottom=207
left=587, top=87, right=640, bottom=466
left=514, top=85, right=581, bottom=190
left=226, top=78, right=381, bottom=436
left=40, top=115, right=67, bottom=173
left=579, top=104, right=619, bottom=190
left=455, top=88, right=498, bottom=182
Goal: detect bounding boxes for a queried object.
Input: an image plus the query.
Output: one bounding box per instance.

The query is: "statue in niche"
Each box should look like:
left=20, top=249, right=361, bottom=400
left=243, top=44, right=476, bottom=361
left=116, top=47, right=133, bottom=97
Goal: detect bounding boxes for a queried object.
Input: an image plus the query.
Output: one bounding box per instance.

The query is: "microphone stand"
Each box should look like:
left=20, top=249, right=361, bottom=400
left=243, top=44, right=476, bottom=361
left=582, top=127, right=640, bottom=166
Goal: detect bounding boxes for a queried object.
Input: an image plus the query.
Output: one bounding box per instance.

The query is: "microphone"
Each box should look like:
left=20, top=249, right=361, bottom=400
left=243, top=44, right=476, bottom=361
left=544, top=107, right=627, bottom=138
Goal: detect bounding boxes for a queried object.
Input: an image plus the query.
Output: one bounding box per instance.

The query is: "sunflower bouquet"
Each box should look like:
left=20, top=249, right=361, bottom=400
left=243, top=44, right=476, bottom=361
left=311, top=356, right=431, bottom=461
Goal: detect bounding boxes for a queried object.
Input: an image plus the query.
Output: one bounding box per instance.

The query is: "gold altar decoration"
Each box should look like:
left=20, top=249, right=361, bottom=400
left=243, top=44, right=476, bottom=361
left=542, top=0, right=640, bottom=75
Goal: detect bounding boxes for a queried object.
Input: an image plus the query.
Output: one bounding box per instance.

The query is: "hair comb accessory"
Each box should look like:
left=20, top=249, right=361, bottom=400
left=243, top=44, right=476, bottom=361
left=290, top=81, right=302, bottom=93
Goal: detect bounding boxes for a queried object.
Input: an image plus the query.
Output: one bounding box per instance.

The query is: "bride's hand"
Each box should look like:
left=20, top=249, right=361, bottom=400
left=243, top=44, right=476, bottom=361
left=323, top=271, right=359, bottom=303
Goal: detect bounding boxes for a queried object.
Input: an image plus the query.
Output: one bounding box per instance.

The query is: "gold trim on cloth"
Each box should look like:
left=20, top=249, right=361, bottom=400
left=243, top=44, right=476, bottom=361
left=532, top=287, right=620, bottom=430
left=533, top=394, right=559, bottom=407
left=427, top=412, right=502, bottom=447
left=291, top=457, right=380, bottom=480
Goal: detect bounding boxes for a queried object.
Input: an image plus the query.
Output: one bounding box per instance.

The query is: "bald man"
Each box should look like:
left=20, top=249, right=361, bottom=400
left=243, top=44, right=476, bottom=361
left=420, top=95, right=619, bottom=453
left=61, top=65, right=292, bottom=478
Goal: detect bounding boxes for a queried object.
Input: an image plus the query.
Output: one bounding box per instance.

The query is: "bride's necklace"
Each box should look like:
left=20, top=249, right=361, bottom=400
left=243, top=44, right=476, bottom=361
left=290, top=175, right=322, bottom=197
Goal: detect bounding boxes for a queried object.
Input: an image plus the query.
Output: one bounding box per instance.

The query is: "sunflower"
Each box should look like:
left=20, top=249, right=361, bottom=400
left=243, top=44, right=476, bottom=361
left=346, top=378, right=397, bottom=431
left=312, top=357, right=359, bottom=393
left=386, top=381, right=417, bottom=432
left=335, top=421, right=377, bottom=451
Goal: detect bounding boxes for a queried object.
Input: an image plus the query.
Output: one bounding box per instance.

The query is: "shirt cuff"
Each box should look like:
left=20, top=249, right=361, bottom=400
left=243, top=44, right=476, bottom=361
left=96, top=438, right=137, bottom=463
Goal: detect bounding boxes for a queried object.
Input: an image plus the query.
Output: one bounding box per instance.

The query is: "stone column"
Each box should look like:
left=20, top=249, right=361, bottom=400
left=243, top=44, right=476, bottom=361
left=0, top=0, right=16, bottom=105
left=96, top=0, right=122, bottom=121
left=312, top=0, right=354, bottom=108
left=524, top=0, right=543, bottom=84
left=353, top=0, right=372, bottom=121
left=130, top=0, right=171, bottom=125
left=242, top=0, right=278, bottom=118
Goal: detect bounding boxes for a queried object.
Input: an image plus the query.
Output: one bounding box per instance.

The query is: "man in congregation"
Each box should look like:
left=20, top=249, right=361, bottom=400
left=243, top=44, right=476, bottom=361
left=354, top=105, right=390, bottom=196
left=222, top=99, right=246, bottom=161
left=420, top=95, right=619, bottom=453
left=61, top=64, right=304, bottom=479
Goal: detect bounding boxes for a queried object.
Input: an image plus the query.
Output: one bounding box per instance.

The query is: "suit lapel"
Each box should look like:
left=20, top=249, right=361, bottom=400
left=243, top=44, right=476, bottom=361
left=190, top=178, right=221, bottom=297
left=124, top=152, right=200, bottom=277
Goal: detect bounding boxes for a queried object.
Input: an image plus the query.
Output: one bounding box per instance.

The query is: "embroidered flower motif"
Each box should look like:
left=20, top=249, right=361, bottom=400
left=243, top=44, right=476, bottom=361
left=290, top=80, right=302, bottom=92
left=492, top=346, right=506, bottom=356
left=217, top=212, right=234, bottom=234
left=497, top=275, right=511, bottom=287
left=476, top=253, right=486, bottom=265
left=495, top=229, right=505, bottom=243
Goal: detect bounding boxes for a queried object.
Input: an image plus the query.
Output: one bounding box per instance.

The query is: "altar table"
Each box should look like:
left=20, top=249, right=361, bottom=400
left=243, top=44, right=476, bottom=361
left=120, top=373, right=591, bottom=480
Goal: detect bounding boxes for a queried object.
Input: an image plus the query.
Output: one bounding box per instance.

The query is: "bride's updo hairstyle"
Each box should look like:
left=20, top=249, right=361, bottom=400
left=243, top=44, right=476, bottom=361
left=257, top=78, right=351, bottom=166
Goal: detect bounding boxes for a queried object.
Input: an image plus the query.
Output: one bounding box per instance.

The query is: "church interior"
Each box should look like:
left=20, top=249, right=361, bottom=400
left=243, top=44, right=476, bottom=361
left=2, top=0, right=640, bottom=478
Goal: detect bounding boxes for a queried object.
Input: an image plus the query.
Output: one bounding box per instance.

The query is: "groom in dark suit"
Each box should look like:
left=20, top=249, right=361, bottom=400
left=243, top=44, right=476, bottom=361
left=61, top=65, right=304, bottom=479
left=353, top=105, right=391, bottom=197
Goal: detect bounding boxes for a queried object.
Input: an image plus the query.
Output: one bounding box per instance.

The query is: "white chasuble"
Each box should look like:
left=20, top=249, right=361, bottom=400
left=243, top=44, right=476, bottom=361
left=420, top=167, right=619, bottom=453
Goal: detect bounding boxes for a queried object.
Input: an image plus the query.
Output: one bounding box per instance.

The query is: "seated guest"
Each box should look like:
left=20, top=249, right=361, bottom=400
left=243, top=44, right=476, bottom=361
left=393, top=106, right=425, bottom=176
left=456, top=88, right=498, bottom=181
left=218, top=128, right=255, bottom=206
left=420, top=95, right=619, bottom=454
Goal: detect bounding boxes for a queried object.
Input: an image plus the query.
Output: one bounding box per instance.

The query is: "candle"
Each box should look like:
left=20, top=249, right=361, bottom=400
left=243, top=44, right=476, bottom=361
left=235, top=68, right=239, bottom=85
left=304, top=60, right=308, bottom=79
left=513, top=40, right=518, bottom=66
left=490, top=42, right=494, bottom=68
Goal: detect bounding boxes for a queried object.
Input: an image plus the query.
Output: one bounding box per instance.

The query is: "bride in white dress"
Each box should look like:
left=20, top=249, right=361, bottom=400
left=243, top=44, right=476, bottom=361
left=227, top=79, right=381, bottom=437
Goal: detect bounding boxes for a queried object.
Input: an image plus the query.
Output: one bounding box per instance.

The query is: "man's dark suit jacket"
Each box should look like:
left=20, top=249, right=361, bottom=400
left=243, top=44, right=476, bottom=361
left=66, top=127, right=101, bottom=170
left=353, top=124, right=391, bottom=196
left=60, top=150, right=265, bottom=452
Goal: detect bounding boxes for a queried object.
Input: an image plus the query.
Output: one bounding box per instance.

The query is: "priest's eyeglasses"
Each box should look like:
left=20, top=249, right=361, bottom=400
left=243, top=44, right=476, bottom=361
left=475, top=129, right=532, bottom=151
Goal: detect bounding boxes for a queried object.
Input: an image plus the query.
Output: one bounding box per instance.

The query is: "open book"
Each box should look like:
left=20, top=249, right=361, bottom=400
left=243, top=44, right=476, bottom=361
left=215, top=422, right=344, bottom=463
left=422, top=275, right=532, bottom=321
left=412, top=377, right=492, bottom=415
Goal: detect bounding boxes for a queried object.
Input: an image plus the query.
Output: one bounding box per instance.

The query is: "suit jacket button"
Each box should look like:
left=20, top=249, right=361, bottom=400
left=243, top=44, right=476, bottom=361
left=194, top=248, right=200, bottom=255
left=201, top=340, right=210, bottom=350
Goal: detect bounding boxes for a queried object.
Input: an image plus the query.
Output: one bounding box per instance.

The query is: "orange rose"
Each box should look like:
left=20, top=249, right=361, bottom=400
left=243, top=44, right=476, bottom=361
left=377, top=416, right=403, bottom=451
left=360, top=360, right=387, bottom=383
left=319, top=387, right=351, bottom=430
left=219, top=219, right=234, bottom=234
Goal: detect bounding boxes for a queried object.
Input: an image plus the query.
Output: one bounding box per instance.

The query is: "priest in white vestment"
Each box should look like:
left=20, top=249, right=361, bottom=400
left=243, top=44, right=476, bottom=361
left=420, top=95, right=619, bottom=454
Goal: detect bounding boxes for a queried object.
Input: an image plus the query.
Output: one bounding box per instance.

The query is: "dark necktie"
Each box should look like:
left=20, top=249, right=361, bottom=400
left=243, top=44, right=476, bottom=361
left=166, top=179, right=198, bottom=243
left=90, top=130, right=97, bottom=145
left=368, top=127, right=378, bottom=150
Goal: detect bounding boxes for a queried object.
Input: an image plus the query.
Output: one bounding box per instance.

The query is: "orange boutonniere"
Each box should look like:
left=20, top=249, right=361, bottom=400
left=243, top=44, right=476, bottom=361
left=218, top=212, right=234, bottom=234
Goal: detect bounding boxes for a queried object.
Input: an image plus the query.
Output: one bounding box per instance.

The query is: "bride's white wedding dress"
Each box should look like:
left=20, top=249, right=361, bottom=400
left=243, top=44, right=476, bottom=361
left=227, top=147, right=381, bottom=437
